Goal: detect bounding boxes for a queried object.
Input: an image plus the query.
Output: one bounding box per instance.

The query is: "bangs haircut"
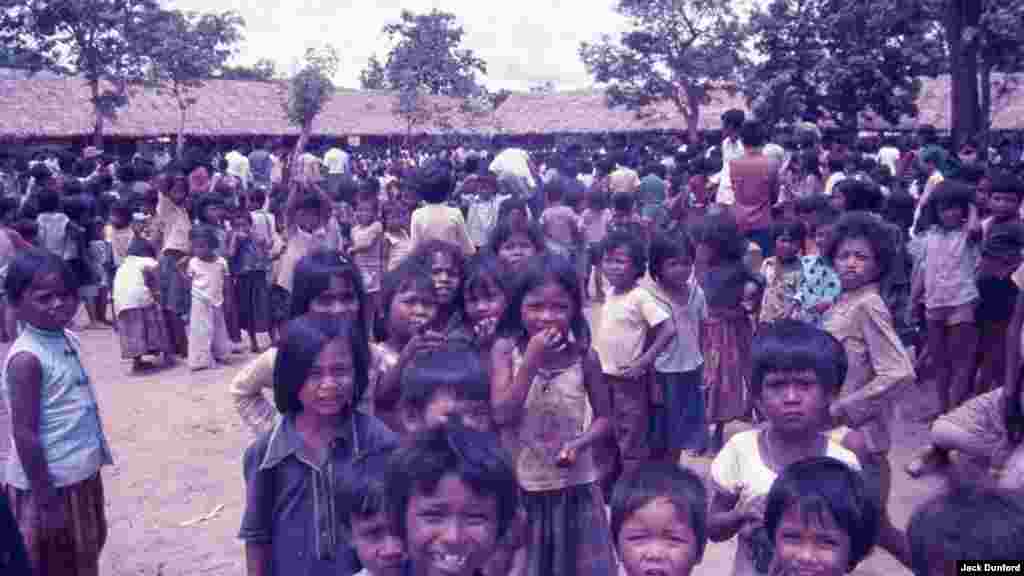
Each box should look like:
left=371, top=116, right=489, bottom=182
left=273, top=315, right=369, bottom=415
left=338, top=449, right=395, bottom=529
left=486, top=219, right=545, bottom=257
left=377, top=259, right=436, bottom=341
left=496, top=252, right=588, bottom=348
left=649, top=230, right=695, bottom=282
left=908, top=486, right=1024, bottom=576
left=290, top=249, right=367, bottom=329
left=772, top=219, right=808, bottom=245
left=189, top=224, right=220, bottom=249
left=883, top=192, right=916, bottom=233
left=464, top=255, right=510, bottom=303
left=5, top=248, right=79, bottom=305
left=497, top=196, right=530, bottom=222
left=750, top=320, right=847, bottom=399
left=601, top=230, right=648, bottom=277
left=415, top=159, right=454, bottom=204
left=610, top=462, right=708, bottom=561
left=765, top=457, right=879, bottom=572
left=989, top=171, right=1024, bottom=201
left=387, top=423, right=519, bottom=540
left=833, top=179, right=884, bottom=214
left=823, top=212, right=895, bottom=284
left=690, top=213, right=747, bottom=264
left=924, top=180, right=974, bottom=226
left=406, top=239, right=466, bottom=304
left=400, top=344, right=491, bottom=413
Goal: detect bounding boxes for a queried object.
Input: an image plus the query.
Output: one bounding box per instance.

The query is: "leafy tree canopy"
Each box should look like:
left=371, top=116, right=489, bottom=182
left=218, top=58, right=277, bottom=82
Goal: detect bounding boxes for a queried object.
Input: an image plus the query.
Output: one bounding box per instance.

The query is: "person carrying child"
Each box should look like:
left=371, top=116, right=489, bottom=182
left=113, top=237, right=174, bottom=370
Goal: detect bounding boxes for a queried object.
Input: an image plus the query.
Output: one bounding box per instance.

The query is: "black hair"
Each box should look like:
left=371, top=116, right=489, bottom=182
left=544, top=176, right=567, bottom=203
left=924, top=180, right=974, bottom=229
left=338, top=449, right=395, bottom=528
left=35, top=188, right=61, bottom=213
left=5, top=248, right=79, bottom=305
left=109, top=199, right=133, bottom=225
left=416, top=159, right=454, bottom=204
left=290, top=250, right=368, bottom=337
left=908, top=486, right=1024, bottom=576
left=295, top=185, right=326, bottom=213
left=194, top=194, right=225, bottom=224
left=486, top=219, right=545, bottom=257
left=400, top=344, right=491, bottom=416
left=406, top=239, right=466, bottom=309
left=601, top=229, right=648, bottom=278
left=377, top=258, right=437, bottom=342
left=387, top=422, right=519, bottom=540
left=610, top=462, right=708, bottom=561
left=983, top=222, right=1024, bottom=261
left=883, top=192, right=917, bottom=235
left=496, top=252, right=589, bottom=348
left=823, top=212, right=896, bottom=286
left=750, top=319, right=847, bottom=399
left=649, top=229, right=695, bottom=283
left=988, top=172, right=1024, bottom=202
left=739, top=120, right=767, bottom=148
left=586, top=185, right=608, bottom=210
left=188, top=224, right=220, bottom=249
left=794, top=195, right=829, bottom=216
left=833, top=179, right=884, bottom=214
left=827, top=156, right=846, bottom=174
left=272, top=315, right=369, bottom=415
left=611, top=191, right=636, bottom=212
left=721, top=109, right=746, bottom=131
left=690, top=213, right=747, bottom=264
left=497, top=196, right=530, bottom=223
left=464, top=254, right=511, bottom=305
left=126, top=236, right=156, bottom=259
left=765, top=457, right=880, bottom=572
left=772, top=219, right=808, bottom=245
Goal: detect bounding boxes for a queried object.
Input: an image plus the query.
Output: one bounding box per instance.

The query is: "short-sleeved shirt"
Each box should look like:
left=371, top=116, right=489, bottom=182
left=539, top=205, right=578, bottom=247
left=608, top=167, right=641, bottom=195
left=188, top=256, right=228, bottom=307
left=920, top=227, right=980, bottom=310
left=156, top=193, right=191, bottom=254
left=646, top=280, right=706, bottom=373
left=410, top=204, right=475, bottom=256
left=710, top=429, right=860, bottom=576
left=239, top=412, right=398, bottom=576
left=113, top=255, right=158, bottom=314
left=593, top=284, right=670, bottom=376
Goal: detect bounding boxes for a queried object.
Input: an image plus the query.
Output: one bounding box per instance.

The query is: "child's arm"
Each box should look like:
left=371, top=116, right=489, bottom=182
left=620, top=318, right=675, bottom=379
left=967, top=202, right=982, bottom=243
left=560, top=349, right=613, bottom=464
left=230, top=350, right=278, bottom=434
left=707, top=490, right=754, bottom=542
left=376, top=332, right=447, bottom=411
left=284, top=182, right=300, bottom=230
left=350, top=222, right=383, bottom=253
left=491, top=330, right=563, bottom=427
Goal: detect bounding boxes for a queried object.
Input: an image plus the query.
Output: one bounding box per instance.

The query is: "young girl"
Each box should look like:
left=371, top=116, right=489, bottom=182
left=154, top=162, right=192, bottom=358
left=409, top=160, right=475, bottom=256
left=228, top=211, right=272, bottom=353
left=106, top=199, right=135, bottom=270
left=759, top=220, right=841, bottom=326
left=272, top=183, right=331, bottom=333
left=183, top=225, right=231, bottom=371
left=196, top=195, right=239, bottom=345
left=465, top=175, right=502, bottom=250
left=691, top=214, right=754, bottom=450
left=113, top=237, right=173, bottom=370
left=463, top=254, right=511, bottom=350
left=381, top=201, right=412, bottom=272
left=486, top=220, right=544, bottom=277
left=351, top=190, right=385, bottom=336
left=912, top=181, right=981, bottom=414
left=405, top=240, right=471, bottom=342
left=2, top=249, right=114, bottom=576
left=708, top=321, right=861, bottom=576
left=764, top=458, right=879, bottom=576
left=490, top=252, right=617, bottom=576
left=239, top=316, right=398, bottom=576
left=823, top=211, right=916, bottom=566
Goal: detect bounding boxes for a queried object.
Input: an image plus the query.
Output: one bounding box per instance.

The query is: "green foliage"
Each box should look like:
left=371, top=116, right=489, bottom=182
left=218, top=59, right=277, bottom=81
left=378, top=9, right=485, bottom=97
left=143, top=10, right=244, bottom=105
left=579, top=0, right=744, bottom=142
left=283, top=46, right=339, bottom=130
left=359, top=54, right=388, bottom=90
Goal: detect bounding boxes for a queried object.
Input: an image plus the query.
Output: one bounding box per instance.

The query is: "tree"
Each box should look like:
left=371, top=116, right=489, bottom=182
left=144, top=9, right=243, bottom=158
left=358, top=54, right=388, bottom=90
left=218, top=58, right=277, bottom=81
left=746, top=0, right=942, bottom=132
left=529, top=80, right=557, bottom=94
left=282, top=46, right=338, bottom=186
left=578, top=0, right=744, bottom=144
left=379, top=9, right=486, bottom=98
left=1, top=0, right=164, bottom=146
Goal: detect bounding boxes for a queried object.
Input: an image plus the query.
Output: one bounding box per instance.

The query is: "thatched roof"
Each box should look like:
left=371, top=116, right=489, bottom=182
left=1, top=75, right=1022, bottom=140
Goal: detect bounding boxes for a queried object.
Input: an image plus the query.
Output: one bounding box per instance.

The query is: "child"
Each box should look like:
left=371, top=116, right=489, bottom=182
left=385, top=423, right=519, bottom=576
left=760, top=220, right=841, bottom=326
left=228, top=211, right=272, bottom=353
left=405, top=240, right=471, bottom=342
left=646, top=231, right=709, bottom=461
left=381, top=201, right=412, bottom=272
left=107, top=199, right=135, bottom=269
left=593, top=231, right=675, bottom=476
left=972, top=223, right=1024, bottom=396
left=742, top=274, right=766, bottom=329
left=580, top=186, right=610, bottom=300
left=980, top=172, right=1022, bottom=240
left=154, top=161, right=192, bottom=357
left=399, top=345, right=493, bottom=434
left=607, top=191, right=648, bottom=244
left=490, top=254, right=617, bottom=575
left=463, top=255, right=510, bottom=350
left=465, top=175, right=502, bottom=250
left=907, top=486, right=1024, bottom=576
left=409, top=160, right=475, bottom=256
left=486, top=219, right=544, bottom=277
left=708, top=320, right=861, bottom=576
left=239, top=316, right=398, bottom=576
left=351, top=189, right=385, bottom=336
left=183, top=225, right=231, bottom=371
left=63, top=194, right=104, bottom=328
left=764, top=457, right=880, bottom=576
left=338, top=451, right=405, bottom=576
left=912, top=181, right=981, bottom=414
left=113, top=237, right=173, bottom=370
left=823, top=211, right=916, bottom=566
left=272, top=183, right=331, bottom=332
left=610, top=462, right=708, bottom=576
left=539, top=177, right=581, bottom=262
left=2, top=249, right=114, bottom=576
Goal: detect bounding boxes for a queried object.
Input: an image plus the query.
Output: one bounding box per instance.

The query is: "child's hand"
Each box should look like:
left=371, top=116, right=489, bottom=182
left=738, top=495, right=767, bottom=541
left=620, top=359, right=650, bottom=380
left=400, top=330, right=446, bottom=364
left=524, top=327, right=565, bottom=367
left=473, top=316, right=499, bottom=341
left=556, top=443, right=578, bottom=467
left=812, top=301, right=832, bottom=314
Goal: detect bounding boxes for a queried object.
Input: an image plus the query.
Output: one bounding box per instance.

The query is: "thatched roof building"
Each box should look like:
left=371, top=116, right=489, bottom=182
left=0, top=75, right=1022, bottom=143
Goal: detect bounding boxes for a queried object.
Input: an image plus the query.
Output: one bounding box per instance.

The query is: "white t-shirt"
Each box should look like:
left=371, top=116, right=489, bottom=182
left=593, top=285, right=670, bottom=377
left=323, top=147, right=349, bottom=175
left=188, top=256, right=229, bottom=307
left=112, top=255, right=159, bottom=315
left=710, top=429, right=861, bottom=576
left=877, top=146, right=900, bottom=176
left=490, top=148, right=535, bottom=187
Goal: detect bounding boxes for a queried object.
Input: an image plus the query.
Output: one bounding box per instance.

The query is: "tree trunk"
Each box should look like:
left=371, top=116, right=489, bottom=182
left=177, top=104, right=187, bottom=160
left=947, top=0, right=982, bottom=149
left=90, top=80, right=104, bottom=149
left=980, top=59, right=992, bottom=135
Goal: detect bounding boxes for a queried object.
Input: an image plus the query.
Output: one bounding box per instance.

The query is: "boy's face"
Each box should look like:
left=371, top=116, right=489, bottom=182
left=833, top=237, right=879, bottom=291
left=430, top=252, right=461, bottom=307
left=356, top=203, right=376, bottom=226
left=350, top=511, right=406, bottom=576
left=18, top=272, right=79, bottom=332
left=659, top=256, right=693, bottom=290
left=758, top=369, right=829, bottom=436
left=771, top=503, right=851, bottom=576
left=987, top=192, right=1020, bottom=221
left=602, top=246, right=638, bottom=291
left=618, top=497, right=700, bottom=576
left=405, top=474, right=500, bottom=576
left=497, top=233, right=537, bottom=271
left=298, top=338, right=355, bottom=418
left=741, top=281, right=761, bottom=316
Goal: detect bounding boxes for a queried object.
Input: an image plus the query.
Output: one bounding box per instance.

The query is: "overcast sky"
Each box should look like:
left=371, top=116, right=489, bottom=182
left=167, top=0, right=633, bottom=91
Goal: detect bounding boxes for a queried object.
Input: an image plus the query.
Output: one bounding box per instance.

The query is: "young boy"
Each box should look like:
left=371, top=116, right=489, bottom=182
left=538, top=177, right=581, bottom=262
left=611, top=462, right=708, bottom=576
left=409, top=160, right=474, bottom=257
left=398, top=345, right=493, bottom=434
left=594, top=230, right=675, bottom=479
left=386, top=423, right=520, bottom=576
left=338, top=451, right=405, bottom=576
left=981, top=172, right=1022, bottom=240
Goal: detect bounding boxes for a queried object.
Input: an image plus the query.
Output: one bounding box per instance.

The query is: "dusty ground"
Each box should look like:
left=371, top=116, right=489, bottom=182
left=0, top=314, right=947, bottom=575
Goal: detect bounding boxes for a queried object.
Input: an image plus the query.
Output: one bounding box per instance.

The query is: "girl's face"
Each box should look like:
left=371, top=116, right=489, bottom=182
left=521, top=280, right=574, bottom=338
left=390, top=286, right=438, bottom=341
left=464, top=281, right=506, bottom=326
left=618, top=498, right=700, bottom=576
left=309, top=275, right=360, bottom=320
left=833, top=237, right=879, bottom=291
left=349, top=511, right=406, bottom=576
left=355, top=202, right=376, bottom=226
left=430, top=252, right=462, bottom=308
left=771, top=503, right=851, bottom=576
left=17, top=271, right=79, bottom=331
left=758, top=369, right=828, bottom=437
left=298, top=337, right=355, bottom=418
left=938, top=203, right=965, bottom=230
left=405, top=474, right=500, bottom=576
left=191, top=237, right=214, bottom=260
left=658, top=256, right=694, bottom=291
left=742, top=281, right=762, bottom=316
left=775, top=235, right=801, bottom=262
left=602, top=246, right=638, bottom=291
left=167, top=176, right=188, bottom=204
left=497, top=233, right=537, bottom=271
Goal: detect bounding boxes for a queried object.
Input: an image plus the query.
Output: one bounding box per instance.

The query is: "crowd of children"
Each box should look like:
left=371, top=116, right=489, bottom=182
left=3, top=123, right=1024, bottom=575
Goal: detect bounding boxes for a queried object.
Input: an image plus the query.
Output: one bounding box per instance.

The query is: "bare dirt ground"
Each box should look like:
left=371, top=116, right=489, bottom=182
left=0, top=315, right=947, bottom=575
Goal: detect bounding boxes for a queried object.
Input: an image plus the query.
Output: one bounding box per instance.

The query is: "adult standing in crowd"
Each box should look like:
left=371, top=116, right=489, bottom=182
left=712, top=109, right=747, bottom=206
left=729, top=120, right=780, bottom=257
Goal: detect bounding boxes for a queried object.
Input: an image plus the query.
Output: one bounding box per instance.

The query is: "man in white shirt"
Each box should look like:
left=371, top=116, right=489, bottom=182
left=876, top=136, right=901, bottom=178
left=225, top=148, right=251, bottom=190
left=712, top=109, right=746, bottom=205
left=323, top=145, right=350, bottom=176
